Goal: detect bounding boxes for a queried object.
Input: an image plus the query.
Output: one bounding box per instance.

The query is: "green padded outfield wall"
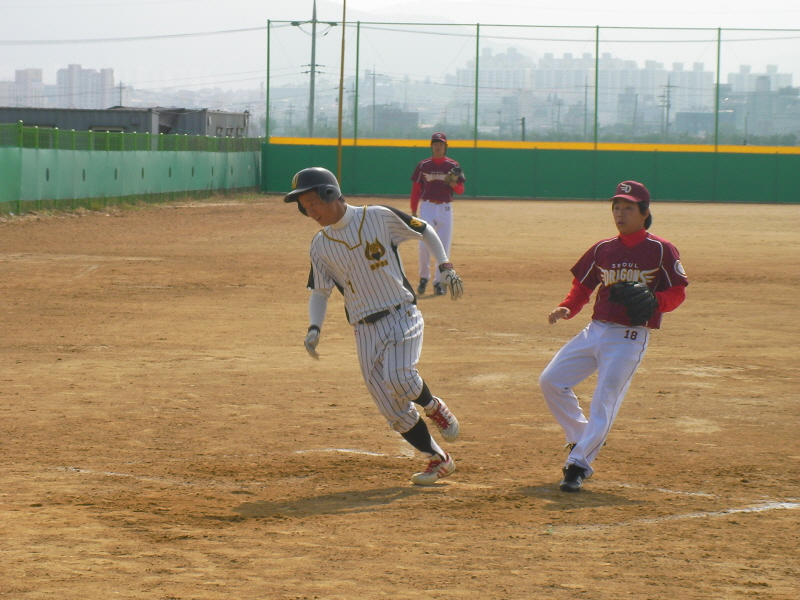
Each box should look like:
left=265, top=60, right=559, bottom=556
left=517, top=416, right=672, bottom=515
left=0, top=147, right=23, bottom=208
left=1, top=145, right=261, bottom=214
left=261, top=139, right=800, bottom=204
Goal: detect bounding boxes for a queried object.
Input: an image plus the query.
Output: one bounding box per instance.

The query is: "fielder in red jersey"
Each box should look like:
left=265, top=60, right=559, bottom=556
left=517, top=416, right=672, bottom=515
left=539, top=180, right=688, bottom=492
left=410, top=132, right=465, bottom=296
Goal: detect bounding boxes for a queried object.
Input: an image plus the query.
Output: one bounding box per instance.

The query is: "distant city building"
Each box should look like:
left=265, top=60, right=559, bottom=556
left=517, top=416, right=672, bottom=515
left=56, top=64, right=116, bottom=109
left=455, top=47, right=536, bottom=100
left=0, top=69, right=48, bottom=108
left=369, top=103, right=419, bottom=134
left=728, top=65, right=792, bottom=93
left=0, top=106, right=250, bottom=137
left=452, top=48, right=716, bottom=134
left=2, top=54, right=800, bottom=142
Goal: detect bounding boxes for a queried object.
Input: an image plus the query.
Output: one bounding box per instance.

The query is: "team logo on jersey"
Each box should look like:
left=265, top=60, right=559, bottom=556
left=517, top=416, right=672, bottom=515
left=365, top=238, right=389, bottom=271
left=410, top=217, right=424, bottom=229
left=365, top=238, right=386, bottom=261
left=600, top=266, right=658, bottom=286
left=675, top=260, right=687, bottom=277
left=423, top=173, right=447, bottom=182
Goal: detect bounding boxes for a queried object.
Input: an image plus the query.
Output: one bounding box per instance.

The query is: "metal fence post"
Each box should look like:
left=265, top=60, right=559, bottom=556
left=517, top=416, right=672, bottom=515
left=714, top=27, right=722, bottom=151
left=473, top=23, right=480, bottom=145
left=266, top=20, right=271, bottom=141
left=594, top=25, right=600, bottom=150
left=354, top=21, right=361, bottom=143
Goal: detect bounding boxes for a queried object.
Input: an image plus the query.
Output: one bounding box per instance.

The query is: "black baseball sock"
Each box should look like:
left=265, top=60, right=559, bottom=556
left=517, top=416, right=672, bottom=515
left=400, top=418, right=445, bottom=460
left=412, top=381, right=434, bottom=408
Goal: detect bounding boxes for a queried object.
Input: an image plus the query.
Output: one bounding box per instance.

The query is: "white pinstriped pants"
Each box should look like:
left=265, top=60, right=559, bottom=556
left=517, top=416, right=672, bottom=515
left=539, top=320, right=650, bottom=478
left=354, top=303, right=424, bottom=434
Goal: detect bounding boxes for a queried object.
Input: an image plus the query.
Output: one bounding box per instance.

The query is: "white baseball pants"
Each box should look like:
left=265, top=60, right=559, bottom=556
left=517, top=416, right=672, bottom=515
left=539, top=320, right=650, bottom=478
left=354, top=303, right=425, bottom=434
left=418, top=201, right=453, bottom=284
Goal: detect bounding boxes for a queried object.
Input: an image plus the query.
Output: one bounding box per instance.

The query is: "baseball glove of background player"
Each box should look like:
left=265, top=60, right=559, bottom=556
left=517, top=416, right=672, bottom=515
left=443, top=166, right=462, bottom=185
left=608, top=282, right=658, bottom=326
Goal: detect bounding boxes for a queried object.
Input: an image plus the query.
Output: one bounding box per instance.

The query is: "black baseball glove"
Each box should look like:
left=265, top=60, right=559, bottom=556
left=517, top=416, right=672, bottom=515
left=608, top=282, right=658, bottom=326
left=443, top=166, right=462, bottom=185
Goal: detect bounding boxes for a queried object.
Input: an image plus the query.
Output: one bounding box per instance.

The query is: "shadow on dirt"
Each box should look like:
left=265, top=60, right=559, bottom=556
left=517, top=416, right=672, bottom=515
left=231, top=485, right=437, bottom=519
left=517, top=484, right=644, bottom=510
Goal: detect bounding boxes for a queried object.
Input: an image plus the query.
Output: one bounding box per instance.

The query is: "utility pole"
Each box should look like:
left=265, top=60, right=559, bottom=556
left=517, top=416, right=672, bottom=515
left=286, top=103, right=296, bottom=127
left=582, top=76, right=589, bottom=140
left=555, top=96, right=563, bottom=135
left=660, top=77, right=678, bottom=138
left=372, top=67, right=377, bottom=134
left=744, top=111, right=749, bottom=145
left=291, top=0, right=336, bottom=137
left=520, top=116, right=526, bottom=141
left=119, top=81, right=123, bottom=106
left=308, top=0, right=318, bottom=137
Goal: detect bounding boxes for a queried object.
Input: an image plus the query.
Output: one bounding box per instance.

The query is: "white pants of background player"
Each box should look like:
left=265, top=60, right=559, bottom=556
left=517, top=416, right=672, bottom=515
left=418, top=201, right=453, bottom=286
left=539, top=320, right=650, bottom=478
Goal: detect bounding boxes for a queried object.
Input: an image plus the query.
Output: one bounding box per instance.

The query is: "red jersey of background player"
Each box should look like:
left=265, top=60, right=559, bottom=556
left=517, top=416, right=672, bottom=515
left=560, top=229, right=688, bottom=329
left=410, top=156, right=465, bottom=214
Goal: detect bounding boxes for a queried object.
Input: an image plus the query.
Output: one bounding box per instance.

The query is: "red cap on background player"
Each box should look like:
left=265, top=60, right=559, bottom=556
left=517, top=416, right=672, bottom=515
left=611, top=181, right=650, bottom=206
left=431, top=132, right=448, bottom=144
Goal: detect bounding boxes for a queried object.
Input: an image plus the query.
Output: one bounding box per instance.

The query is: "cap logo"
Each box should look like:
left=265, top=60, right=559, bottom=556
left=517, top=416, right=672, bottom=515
left=291, top=172, right=299, bottom=190
left=620, top=183, right=632, bottom=193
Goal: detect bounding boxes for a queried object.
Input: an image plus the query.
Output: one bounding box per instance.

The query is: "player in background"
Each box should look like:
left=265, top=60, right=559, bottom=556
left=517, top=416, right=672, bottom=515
left=410, top=132, right=465, bottom=296
left=285, top=167, right=465, bottom=486
left=539, top=181, right=688, bottom=492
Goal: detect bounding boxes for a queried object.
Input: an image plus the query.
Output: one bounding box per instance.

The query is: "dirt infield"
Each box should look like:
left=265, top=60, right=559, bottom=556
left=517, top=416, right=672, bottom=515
left=1, top=195, right=798, bottom=600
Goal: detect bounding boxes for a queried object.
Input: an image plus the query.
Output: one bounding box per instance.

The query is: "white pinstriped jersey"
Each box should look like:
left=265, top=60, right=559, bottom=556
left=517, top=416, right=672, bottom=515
left=307, top=204, right=427, bottom=324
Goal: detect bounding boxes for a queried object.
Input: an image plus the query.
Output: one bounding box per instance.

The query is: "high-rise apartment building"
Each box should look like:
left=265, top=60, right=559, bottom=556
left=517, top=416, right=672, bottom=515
left=56, top=64, right=115, bottom=109
left=0, top=69, right=47, bottom=107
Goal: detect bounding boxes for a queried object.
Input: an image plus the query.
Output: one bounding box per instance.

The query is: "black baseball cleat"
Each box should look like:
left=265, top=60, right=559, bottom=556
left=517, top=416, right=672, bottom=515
left=433, top=282, right=445, bottom=296
left=559, top=464, right=586, bottom=493
left=417, top=278, right=428, bottom=294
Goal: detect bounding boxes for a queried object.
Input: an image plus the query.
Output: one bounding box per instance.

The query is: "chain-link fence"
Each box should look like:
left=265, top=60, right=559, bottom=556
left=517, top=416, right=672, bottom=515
left=266, top=21, right=800, bottom=146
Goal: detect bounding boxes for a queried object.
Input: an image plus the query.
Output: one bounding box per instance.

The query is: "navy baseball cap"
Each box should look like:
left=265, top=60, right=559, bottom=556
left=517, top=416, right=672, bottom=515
left=611, top=181, right=650, bottom=205
left=431, top=132, right=448, bottom=144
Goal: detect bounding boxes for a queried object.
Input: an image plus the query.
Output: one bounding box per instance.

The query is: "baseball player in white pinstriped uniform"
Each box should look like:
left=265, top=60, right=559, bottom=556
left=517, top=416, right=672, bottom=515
left=284, top=167, right=465, bottom=485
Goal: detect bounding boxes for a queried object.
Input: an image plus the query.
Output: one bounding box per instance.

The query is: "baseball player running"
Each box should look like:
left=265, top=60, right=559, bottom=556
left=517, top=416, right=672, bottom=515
left=284, top=167, right=465, bottom=486
left=539, top=181, right=688, bottom=492
left=410, top=132, right=465, bottom=296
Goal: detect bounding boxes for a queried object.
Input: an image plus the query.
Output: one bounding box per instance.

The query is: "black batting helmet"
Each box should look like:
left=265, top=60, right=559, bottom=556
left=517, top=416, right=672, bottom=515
left=284, top=167, right=342, bottom=215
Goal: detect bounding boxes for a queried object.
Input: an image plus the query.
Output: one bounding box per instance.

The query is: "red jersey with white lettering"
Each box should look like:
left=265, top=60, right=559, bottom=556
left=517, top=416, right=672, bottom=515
left=570, top=230, right=688, bottom=329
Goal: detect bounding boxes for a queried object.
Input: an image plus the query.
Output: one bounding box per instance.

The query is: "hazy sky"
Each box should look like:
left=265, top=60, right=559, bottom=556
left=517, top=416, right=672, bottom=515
left=2, top=0, right=799, bottom=91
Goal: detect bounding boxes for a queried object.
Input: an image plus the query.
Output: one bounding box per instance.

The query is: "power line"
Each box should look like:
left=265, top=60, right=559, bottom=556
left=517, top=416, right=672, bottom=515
left=4, top=0, right=194, bottom=7
left=1, top=21, right=798, bottom=46
left=0, top=24, right=289, bottom=45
